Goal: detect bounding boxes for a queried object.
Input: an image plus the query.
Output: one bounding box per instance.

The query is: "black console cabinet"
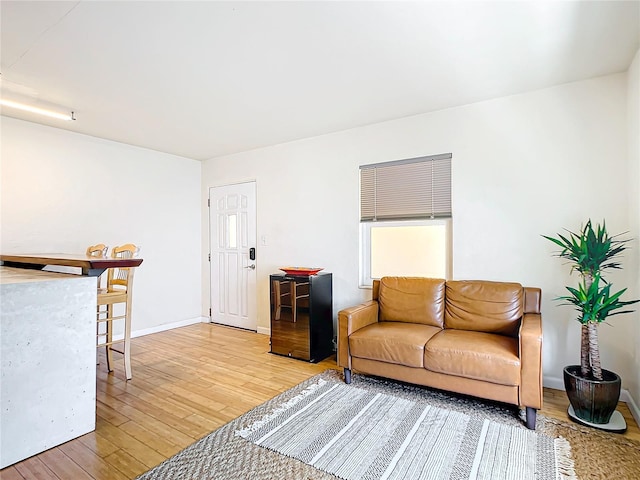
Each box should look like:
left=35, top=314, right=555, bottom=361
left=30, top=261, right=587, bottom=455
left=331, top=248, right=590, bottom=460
left=269, top=272, right=333, bottom=363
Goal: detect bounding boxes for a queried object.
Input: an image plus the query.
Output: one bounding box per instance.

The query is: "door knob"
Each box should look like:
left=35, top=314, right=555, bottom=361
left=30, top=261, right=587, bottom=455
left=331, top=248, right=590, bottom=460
left=245, top=264, right=256, bottom=270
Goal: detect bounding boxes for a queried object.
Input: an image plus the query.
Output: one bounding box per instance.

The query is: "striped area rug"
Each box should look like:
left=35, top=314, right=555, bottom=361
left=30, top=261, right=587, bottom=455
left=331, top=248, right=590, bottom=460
left=237, top=379, right=573, bottom=480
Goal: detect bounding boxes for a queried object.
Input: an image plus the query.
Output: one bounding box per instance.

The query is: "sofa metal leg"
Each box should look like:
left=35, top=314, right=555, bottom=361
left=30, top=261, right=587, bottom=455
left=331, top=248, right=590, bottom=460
left=344, top=368, right=351, bottom=384
left=525, top=407, right=537, bottom=430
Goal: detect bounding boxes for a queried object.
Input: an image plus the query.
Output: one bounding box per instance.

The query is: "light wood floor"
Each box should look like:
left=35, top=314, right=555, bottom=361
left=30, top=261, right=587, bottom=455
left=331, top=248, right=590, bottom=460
left=2, top=323, right=638, bottom=479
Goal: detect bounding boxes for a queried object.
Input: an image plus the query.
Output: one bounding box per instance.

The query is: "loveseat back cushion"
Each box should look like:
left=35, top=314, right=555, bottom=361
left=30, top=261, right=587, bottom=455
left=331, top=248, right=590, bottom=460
left=444, top=280, right=523, bottom=337
left=378, top=277, right=445, bottom=328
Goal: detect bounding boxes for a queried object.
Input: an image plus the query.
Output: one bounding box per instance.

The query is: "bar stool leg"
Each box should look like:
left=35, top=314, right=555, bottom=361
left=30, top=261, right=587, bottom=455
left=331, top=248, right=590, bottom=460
left=124, top=299, right=132, bottom=380
left=96, top=307, right=101, bottom=366
left=106, top=304, right=114, bottom=373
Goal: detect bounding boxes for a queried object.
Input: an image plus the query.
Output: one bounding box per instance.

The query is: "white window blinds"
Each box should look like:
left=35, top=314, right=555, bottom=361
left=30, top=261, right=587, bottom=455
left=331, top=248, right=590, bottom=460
left=360, top=153, right=452, bottom=221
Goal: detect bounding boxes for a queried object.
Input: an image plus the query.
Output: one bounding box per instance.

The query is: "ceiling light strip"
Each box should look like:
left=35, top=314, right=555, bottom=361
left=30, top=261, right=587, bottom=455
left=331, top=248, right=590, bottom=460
left=0, top=99, right=75, bottom=121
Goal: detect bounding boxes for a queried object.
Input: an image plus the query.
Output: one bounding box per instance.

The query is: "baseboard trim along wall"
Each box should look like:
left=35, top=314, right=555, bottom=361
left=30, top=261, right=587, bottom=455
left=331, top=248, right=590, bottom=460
left=625, top=392, right=640, bottom=429
left=111, top=316, right=208, bottom=341
left=544, top=375, right=640, bottom=428
left=257, top=326, right=270, bottom=335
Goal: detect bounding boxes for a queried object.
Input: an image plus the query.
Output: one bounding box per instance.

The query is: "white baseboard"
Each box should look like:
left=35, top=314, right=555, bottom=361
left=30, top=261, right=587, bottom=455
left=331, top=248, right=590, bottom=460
left=542, top=375, right=565, bottom=392
left=256, top=326, right=270, bottom=335
left=624, top=389, right=640, bottom=428
left=544, top=375, right=640, bottom=428
left=110, top=317, right=207, bottom=341
left=132, top=316, right=208, bottom=338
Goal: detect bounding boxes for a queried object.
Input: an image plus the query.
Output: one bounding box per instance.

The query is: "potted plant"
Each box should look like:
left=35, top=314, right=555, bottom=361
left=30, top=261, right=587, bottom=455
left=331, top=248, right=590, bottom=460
left=544, top=219, right=639, bottom=431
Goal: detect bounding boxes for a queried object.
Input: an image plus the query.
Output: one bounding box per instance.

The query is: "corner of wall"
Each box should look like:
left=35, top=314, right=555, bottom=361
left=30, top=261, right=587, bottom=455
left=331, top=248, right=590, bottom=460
left=627, top=47, right=640, bottom=412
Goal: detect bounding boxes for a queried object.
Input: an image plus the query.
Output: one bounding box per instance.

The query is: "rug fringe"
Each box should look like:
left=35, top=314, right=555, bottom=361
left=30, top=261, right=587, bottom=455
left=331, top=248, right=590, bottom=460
left=236, top=378, right=327, bottom=438
left=554, top=436, right=578, bottom=480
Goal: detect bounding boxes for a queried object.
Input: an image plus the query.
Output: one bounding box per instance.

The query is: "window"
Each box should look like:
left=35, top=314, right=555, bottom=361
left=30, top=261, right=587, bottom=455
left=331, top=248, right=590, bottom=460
left=359, top=154, right=452, bottom=287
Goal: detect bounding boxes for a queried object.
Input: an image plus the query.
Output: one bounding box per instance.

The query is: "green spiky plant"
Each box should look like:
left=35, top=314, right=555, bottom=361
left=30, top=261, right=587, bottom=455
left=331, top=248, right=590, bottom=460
left=543, top=220, right=639, bottom=381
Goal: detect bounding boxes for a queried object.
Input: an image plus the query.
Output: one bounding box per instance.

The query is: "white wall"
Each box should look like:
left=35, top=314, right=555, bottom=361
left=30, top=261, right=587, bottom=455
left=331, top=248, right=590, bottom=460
left=628, top=48, right=640, bottom=407
left=202, top=73, right=637, bottom=394
left=1, top=117, right=202, bottom=334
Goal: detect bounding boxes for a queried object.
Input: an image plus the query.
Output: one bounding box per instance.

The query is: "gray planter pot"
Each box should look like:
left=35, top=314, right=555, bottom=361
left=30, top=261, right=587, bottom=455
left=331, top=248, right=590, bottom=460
left=563, top=365, right=621, bottom=424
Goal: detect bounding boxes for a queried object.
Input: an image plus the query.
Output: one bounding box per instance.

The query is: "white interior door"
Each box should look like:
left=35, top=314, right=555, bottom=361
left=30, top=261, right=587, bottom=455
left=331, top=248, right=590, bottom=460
left=209, top=182, right=257, bottom=330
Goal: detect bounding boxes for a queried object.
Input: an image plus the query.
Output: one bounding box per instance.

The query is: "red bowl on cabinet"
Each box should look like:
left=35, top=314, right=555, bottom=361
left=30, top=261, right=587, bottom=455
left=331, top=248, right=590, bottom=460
left=279, top=267, right=324, bottom=276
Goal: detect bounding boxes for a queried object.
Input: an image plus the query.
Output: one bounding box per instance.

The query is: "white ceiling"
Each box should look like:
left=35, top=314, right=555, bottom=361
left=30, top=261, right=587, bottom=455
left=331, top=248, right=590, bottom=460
left=1, top=1, right=639, bottom=161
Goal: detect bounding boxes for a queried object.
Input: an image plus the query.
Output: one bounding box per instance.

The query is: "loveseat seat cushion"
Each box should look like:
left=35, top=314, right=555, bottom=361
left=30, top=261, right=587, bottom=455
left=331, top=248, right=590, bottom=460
left=378, top=277, right=445, bottom=327
left=349, top=321, right=441, bottom=368
left=444, top=280, right=523, bottom=337
left=424, top=329, right=520, bottom=386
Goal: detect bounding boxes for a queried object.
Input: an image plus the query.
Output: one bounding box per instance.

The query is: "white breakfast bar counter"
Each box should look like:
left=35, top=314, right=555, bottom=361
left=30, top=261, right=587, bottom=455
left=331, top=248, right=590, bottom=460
left=0, top=266, right=97, bottom=468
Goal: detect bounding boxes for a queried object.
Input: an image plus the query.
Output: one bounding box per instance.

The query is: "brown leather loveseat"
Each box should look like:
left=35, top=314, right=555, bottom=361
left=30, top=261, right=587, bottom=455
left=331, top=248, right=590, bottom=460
left=338, top=277, right=543, bottom=429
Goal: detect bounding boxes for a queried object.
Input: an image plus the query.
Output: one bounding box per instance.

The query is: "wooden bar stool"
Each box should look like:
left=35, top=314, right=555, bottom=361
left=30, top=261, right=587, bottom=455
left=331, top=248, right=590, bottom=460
left=96, top=244, right=139, bottom=380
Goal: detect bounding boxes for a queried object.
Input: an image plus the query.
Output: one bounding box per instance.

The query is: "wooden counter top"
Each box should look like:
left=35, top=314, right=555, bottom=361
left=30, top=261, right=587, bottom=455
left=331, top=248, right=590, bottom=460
left=0, top=253, right=143, bottom=277
left=0, top=266, right=87, bottom=285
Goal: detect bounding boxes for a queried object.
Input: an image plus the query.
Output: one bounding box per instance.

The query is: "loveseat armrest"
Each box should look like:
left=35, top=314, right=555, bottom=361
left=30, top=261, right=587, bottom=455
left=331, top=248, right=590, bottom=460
left=337, top=300, right=379, bottom=368
left=519, top=313, right=543, bottom=409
